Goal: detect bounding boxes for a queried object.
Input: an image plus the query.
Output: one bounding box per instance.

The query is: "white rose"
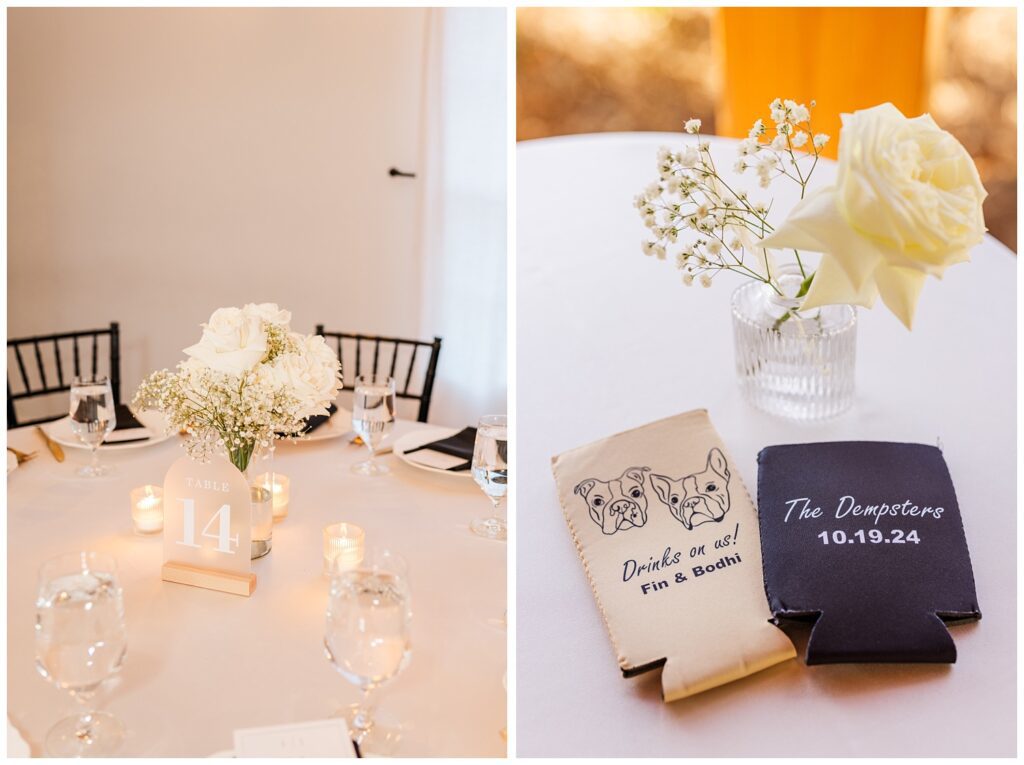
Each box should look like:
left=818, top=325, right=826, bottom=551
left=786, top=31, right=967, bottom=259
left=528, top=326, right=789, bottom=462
left=183, top=307, right=268, bottom=374
left=243, top=302, right=292, bottom=327
left=758, top=102, right=987, bottom=328
left=270, top=335, right=341, bottom=417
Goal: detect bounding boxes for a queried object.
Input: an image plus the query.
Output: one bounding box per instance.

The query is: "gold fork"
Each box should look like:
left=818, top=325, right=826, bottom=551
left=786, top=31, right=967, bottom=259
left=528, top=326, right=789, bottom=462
left=6, top=446, right=38, bottom=465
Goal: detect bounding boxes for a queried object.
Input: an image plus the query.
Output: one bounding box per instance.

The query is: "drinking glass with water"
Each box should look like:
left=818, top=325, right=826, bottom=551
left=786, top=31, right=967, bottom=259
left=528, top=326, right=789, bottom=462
left=471, top=414, right=508, bottom=540
left=35, top=551, right=127, bottom=757
left=324, top=548, right=411, bottom=754
left=351, top=374, right=396, bottom=476
left=69, top=375, right=117, bottom=477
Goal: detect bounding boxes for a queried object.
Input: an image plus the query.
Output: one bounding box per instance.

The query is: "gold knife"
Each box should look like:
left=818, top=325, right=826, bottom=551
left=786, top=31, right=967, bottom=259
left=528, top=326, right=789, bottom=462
left=36, top=427, right=65, bottom=462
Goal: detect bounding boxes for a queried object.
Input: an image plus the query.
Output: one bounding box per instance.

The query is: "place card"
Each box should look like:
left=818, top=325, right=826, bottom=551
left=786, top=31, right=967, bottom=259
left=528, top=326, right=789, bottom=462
left=233, top=719, right=356, bottom=758
left=162, top=454, right=255, bottom=596
left=551, top=409, right=795, bottom=702
left=757, top=441, right=981, bottom=664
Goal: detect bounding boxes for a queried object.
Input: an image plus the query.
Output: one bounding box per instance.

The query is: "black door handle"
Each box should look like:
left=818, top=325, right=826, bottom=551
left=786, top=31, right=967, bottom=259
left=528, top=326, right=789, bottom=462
left=388, top=167, right=416, bottom=178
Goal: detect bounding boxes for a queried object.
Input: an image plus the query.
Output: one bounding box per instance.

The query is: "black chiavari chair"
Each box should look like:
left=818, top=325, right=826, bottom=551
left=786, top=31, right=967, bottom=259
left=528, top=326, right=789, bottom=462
left=7, top=323, right=122, bottom=429
left=314, top=327, right=442, bottom=423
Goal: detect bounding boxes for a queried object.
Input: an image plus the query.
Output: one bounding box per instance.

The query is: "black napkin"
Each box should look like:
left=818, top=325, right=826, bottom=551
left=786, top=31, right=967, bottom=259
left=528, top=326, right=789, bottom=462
left=757, top=441, right=980, bottom=664
left=301, top=403, right=337, bottom=435
left=113, top=403, right=146, bottom=432
left=403, top=426, right=476, bottom=471
left=93, top=403, right=151, bottom=445
left=276, top=404, right=337, bottom=437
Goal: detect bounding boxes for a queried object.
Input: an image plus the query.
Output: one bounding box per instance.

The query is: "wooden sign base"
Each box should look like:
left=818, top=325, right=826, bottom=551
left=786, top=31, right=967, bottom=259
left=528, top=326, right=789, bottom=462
left=162, top=562, right=257, bottom=597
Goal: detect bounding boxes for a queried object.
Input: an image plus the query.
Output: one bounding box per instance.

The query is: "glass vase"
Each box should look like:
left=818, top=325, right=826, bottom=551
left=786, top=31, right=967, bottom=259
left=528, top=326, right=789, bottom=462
left=225, top=442, right=273, bottom=560
left=731, top=266, right=857, bottom=421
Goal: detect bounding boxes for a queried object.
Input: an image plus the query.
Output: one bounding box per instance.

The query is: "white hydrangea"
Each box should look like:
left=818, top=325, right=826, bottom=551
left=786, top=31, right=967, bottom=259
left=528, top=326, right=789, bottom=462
left=135, top=303, right=342, bottom=471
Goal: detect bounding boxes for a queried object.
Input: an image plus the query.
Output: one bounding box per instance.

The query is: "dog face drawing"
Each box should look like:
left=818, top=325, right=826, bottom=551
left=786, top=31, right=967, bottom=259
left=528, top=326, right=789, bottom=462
left=574, top=467, right=650, bottom=535
left=651, top=448, right=731, bottom=530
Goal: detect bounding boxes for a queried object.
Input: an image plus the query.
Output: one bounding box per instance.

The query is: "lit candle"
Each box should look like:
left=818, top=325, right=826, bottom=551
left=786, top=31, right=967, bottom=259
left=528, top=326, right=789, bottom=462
left=323, top=523, right=365, bottom=575
left=255, top=473, right=290, bottom=522
left=130, top=485, right=164, bottom=535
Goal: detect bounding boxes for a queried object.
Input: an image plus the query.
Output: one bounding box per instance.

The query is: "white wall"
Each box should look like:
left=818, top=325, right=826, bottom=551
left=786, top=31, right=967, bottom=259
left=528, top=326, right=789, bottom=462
left=8, top=7, right=507, bottom=425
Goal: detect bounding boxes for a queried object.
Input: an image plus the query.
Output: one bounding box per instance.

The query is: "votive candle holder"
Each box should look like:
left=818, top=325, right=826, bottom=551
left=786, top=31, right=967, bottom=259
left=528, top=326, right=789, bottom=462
left=323, top=523, right=366, bottom=575
left=130, top=485, right=164, bottom=535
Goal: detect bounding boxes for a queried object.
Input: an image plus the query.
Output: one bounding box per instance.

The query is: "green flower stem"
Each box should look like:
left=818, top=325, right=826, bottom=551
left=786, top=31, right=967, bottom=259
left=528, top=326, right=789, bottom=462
left=227, top=440, right=257, bottom=474
left=794, top=249, right=807, bottom=279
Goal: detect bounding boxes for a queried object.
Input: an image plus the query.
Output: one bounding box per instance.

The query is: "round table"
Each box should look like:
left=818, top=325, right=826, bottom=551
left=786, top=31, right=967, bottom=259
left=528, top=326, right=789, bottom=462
left=516, top=132, right=1015, bottom=757
left=7, top=419, right=506, bottom=757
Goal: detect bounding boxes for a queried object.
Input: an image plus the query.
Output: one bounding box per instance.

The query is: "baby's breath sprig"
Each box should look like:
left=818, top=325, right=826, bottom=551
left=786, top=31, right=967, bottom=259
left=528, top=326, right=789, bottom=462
left=133, top=363, right=307, bottom=472
left=638, top=98, right=830, bottom=320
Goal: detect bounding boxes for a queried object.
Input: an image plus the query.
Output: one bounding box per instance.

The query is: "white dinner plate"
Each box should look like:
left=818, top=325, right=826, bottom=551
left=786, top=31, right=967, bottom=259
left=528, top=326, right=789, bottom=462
left=42, top=410, right=175, bottom=451
left=287, top=407, right=353, bottom=443
left=393, top=428, right=474, bottom=478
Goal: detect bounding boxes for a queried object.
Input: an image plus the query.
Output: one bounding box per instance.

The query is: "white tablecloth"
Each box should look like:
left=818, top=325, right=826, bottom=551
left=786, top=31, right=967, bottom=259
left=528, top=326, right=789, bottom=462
left=516, top=133, right=1016, bottom=757
left=7, top=420, right=506, bottom=757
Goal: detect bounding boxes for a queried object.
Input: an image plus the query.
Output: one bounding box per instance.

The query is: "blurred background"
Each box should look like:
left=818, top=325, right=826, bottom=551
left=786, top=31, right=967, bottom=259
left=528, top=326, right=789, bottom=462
left=517, top=6, right=1017, bottom=250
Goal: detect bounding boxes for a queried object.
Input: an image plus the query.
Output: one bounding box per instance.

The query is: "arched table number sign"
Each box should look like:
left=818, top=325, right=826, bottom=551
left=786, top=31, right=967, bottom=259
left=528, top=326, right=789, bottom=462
left=161, top=454, right=256, bottom=596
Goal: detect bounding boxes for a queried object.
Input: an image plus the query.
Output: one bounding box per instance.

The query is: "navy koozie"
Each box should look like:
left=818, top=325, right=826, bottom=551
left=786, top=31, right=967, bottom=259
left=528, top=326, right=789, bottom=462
left=757, top=441, right=980, bottom=664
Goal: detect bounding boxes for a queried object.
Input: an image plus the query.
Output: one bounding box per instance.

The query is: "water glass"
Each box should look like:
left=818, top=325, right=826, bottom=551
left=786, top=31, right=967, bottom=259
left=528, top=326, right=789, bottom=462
left=34, top=551, right=127, bottom=757
left=471, top=414, right=508, bottom=540
left=324, top=548, right=411, bottom=754
left=350, top=374, right=396, bottom=476
left=69, top=376, right=117, bottom=477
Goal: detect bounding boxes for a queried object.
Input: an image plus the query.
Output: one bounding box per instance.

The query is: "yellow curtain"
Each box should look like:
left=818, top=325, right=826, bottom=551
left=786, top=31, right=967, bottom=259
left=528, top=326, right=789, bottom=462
left=715, top=8, right=928, bottom=159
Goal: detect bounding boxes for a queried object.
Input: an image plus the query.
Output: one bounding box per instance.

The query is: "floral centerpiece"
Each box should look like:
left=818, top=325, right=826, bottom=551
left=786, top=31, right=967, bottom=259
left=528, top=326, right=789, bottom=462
left=636, top=99, right=987, bottom=419
left=134, top=303, right=342, bottom=473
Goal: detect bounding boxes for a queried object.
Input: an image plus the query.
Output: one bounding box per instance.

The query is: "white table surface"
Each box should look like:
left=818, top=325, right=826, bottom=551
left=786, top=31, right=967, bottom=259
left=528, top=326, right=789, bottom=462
left=7, top=419, right=506, bottom=757
left=516, top=132, right=1016, bottom=757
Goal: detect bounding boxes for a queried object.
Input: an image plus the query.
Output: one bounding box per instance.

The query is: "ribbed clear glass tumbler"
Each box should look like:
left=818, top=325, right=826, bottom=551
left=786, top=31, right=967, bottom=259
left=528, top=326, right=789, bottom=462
left=731, top=272, right=857, bottom=421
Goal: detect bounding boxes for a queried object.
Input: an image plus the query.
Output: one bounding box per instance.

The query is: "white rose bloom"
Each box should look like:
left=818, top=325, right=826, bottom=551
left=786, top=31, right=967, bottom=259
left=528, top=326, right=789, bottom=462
left=758, top=102, right=987, bottom=329
left=270, top=335, right=341, bottom=417
left=243, top=302, right=292, bottom=326
left=183, top=307, right=268, bottom=375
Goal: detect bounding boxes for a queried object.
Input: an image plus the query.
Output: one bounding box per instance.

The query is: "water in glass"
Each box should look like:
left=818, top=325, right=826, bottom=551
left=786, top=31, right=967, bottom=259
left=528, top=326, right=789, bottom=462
left=471, top=415, right=508, bottom=540
left=351, top=375, right=396, bottom=476
left=69, top=376, right=117, bottom=477
left=34, top=552, right=127, bottom=756
left=324, top=550, right=411, bottom=754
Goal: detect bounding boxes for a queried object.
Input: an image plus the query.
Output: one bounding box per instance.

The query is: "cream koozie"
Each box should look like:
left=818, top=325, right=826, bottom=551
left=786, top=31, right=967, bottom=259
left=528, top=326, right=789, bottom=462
left=551, top=409, right=795, bottom=702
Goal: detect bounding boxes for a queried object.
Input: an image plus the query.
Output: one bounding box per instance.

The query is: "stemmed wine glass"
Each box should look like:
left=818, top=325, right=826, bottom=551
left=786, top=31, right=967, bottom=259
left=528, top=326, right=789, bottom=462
left=350, top=374, right=396, bottom=476
left=324, top=548, right=411, bottom=755
left=471, top=414, right=508, bottom=540
left=69, top=376, right=117, bottom=477
left=34, top=551, right=127, bottom=757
